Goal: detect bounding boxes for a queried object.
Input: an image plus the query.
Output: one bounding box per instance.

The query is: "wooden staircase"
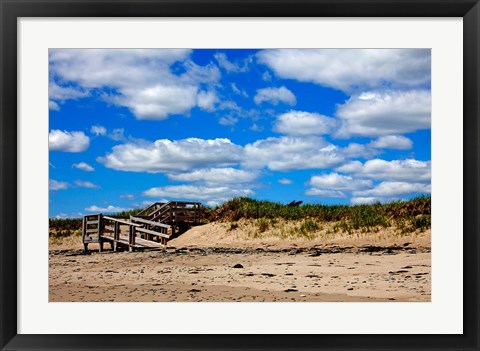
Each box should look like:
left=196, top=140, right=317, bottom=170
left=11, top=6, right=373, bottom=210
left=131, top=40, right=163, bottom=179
left=82, top=201, right=200, bottom=253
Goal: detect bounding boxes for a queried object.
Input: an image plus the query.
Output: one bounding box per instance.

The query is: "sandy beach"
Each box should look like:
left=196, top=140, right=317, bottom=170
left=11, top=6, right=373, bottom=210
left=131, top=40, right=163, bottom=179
left=49, top=222, right=431, bottom=302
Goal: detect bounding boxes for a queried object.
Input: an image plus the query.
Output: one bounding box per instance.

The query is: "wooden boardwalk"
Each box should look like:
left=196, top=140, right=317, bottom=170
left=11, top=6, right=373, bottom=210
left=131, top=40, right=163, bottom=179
left=82, top=201, right=200, bottom=253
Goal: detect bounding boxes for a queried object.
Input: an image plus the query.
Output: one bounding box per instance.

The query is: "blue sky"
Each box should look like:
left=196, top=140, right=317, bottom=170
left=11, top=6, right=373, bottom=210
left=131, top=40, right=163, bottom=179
left=49, top=49, right=431, bottom=218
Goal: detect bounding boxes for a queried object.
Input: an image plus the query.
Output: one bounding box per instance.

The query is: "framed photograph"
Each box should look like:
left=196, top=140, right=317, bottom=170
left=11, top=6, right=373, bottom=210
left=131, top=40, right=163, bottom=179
left=1, top=0, right=478, bottom=350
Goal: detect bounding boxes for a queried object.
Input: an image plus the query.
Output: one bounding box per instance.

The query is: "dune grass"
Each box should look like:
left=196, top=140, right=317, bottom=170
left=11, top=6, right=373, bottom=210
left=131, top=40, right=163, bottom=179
left=50, top=196, right=431, bottom=243
left=214, top=196, right=431, bottom=235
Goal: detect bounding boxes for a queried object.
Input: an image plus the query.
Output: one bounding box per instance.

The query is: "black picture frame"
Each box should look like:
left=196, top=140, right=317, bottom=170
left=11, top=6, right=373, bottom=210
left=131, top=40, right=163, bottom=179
left=1, top=0, right=478, bottom=350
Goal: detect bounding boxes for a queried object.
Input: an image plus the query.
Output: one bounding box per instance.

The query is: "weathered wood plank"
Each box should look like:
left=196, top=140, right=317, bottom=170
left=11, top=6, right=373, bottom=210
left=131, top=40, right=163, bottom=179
left=135, top=227, right=169, bottom=239
left=103, top=216, right=141, bottom=226
left=130, top=216, right=171, bottom=229
left=86, top=220, right=99, bottom=225
left=86, top=228, right=99, bottom=234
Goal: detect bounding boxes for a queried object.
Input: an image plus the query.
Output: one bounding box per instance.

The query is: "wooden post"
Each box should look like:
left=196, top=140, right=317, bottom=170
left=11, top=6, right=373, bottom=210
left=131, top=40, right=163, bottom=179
left=113, top=221, right=119, bottom=252
left=81, top=216, right=86, bottom=243
left=98, top=214, right=104, bottom=253
left=98, top=214, right=103, bottom=240
left=83, top=243, right=88, bottom=254
left=128, top=225, right=134, bottom=252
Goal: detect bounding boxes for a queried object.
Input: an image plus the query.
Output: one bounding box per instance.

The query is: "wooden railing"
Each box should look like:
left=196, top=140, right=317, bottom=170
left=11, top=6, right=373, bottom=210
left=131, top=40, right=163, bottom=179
left=82, top=201, right=201, bottom=253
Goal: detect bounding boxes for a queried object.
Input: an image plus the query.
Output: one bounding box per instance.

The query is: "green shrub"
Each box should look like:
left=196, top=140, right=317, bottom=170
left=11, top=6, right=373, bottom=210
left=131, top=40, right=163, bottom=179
left=256, top=218, right=270, bottom=232
left=411, top=215, right=431, bottom=231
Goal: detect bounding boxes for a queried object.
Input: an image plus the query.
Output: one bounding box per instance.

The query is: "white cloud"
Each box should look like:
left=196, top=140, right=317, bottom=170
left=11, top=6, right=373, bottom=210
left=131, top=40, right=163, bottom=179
left=219, top=116, right=238, bottom=126
left=74, top=180, right=99, bottom=189
left=350, top=197, right=381, bottom=205
left=305, top=189, right=347, bottom=198
left=254, top=86, right=296, bottom=106
left=214, top=52, right=250, bottom=72
left=72, top=162, right=95, bottom=172
left=85, top=205, right=127, bottom=213
left=278, top=178, right=292, bottom=185
left=49, top=179, right=69, bottom=190
left=90, top=125, right=107, bottom=136
left=113, top=84, right=199, bottom=120
left=353, top=181, right=431, bottom=197
left=335, top=90, right=431, bottom=137
left=108, top=128, right=125, bottom=142
left=143, top=185, right=254, bottom=203
left=231, top=83, right=248, bottom=97
left=257, top=49, right=430, bottom=92
left=98, top=138, right=244, bottom=173
left=335, top=160, right=363, bottom=173
left=341, top=143, right=379, bottom=159
left=336, top=159, right=431, bottom=183
left=120, top=194, right=135, bottom=200
left=49, top=130, right=90, bottom=152
left=206, top=200, right=222, bottom=208
left=308, top=173, right=373, bottom=191
left=197, top=90, right=219, bottom=111
left=244, top=136, right=343, bottom=171
left=49, top=82, right=88, bottom=110
left=167, top=168, right=257, bottom=185
left=49, top=101, right=60, bottom=111
left=49, top=49, right=220, bottom=120
left=274, top=111, right=336, bottom=136
left=305, top=173, right=372, bottom=198
left=370, top=135, right=413, bottom=150
left=250, top=123, right=263, bottom=132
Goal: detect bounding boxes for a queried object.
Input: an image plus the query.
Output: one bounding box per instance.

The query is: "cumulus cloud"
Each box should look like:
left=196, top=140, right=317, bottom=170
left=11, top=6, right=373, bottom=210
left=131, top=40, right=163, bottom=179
left=113, top=84, right=199, bottom=120
left=49, top=179, right=69, bottom=190
left=49, top=82, right=88, bottom=110
left=254, top=86, right=296, bottom=106
left=341, top=143, right=379, bottom=159
left=90, top=125, right=107, bottom=136
left=370, top=135, right=413, bottom=150
left=336, top=159, right=431, bottom=183
left=305, top=189, right=347, bottom=198
left=49, top=130, right=90, bottom=152
left=72, top=162, right=95, bottom=172
left=257, top=49, right=431, bottom=92
left=244, top=136, right=343, bottom=171
left=49, top=49, right=220, bottom=120
left=335, top=90, right=431, bottom=137
left=353, top=181, right=431, bottom=197
left=120, top=194, right=135, bottom=200
left=350, top=197, right=381, bottom=205
left=85, top=205, right=127, bottom=213
left=167, top=168, right=258, bottom=185
left=278, top=178, right=292, bottom=185
left=197, top=90, right=219, bottom=111
left=274, top=111, right=336, bottom=136
left=98, top=138, right=244, bottom=173
left=305, top=173, right=372, bottom=198
left=143, top=185, right=254, bottom=203
left=74, top=180, right=99, bottom=189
